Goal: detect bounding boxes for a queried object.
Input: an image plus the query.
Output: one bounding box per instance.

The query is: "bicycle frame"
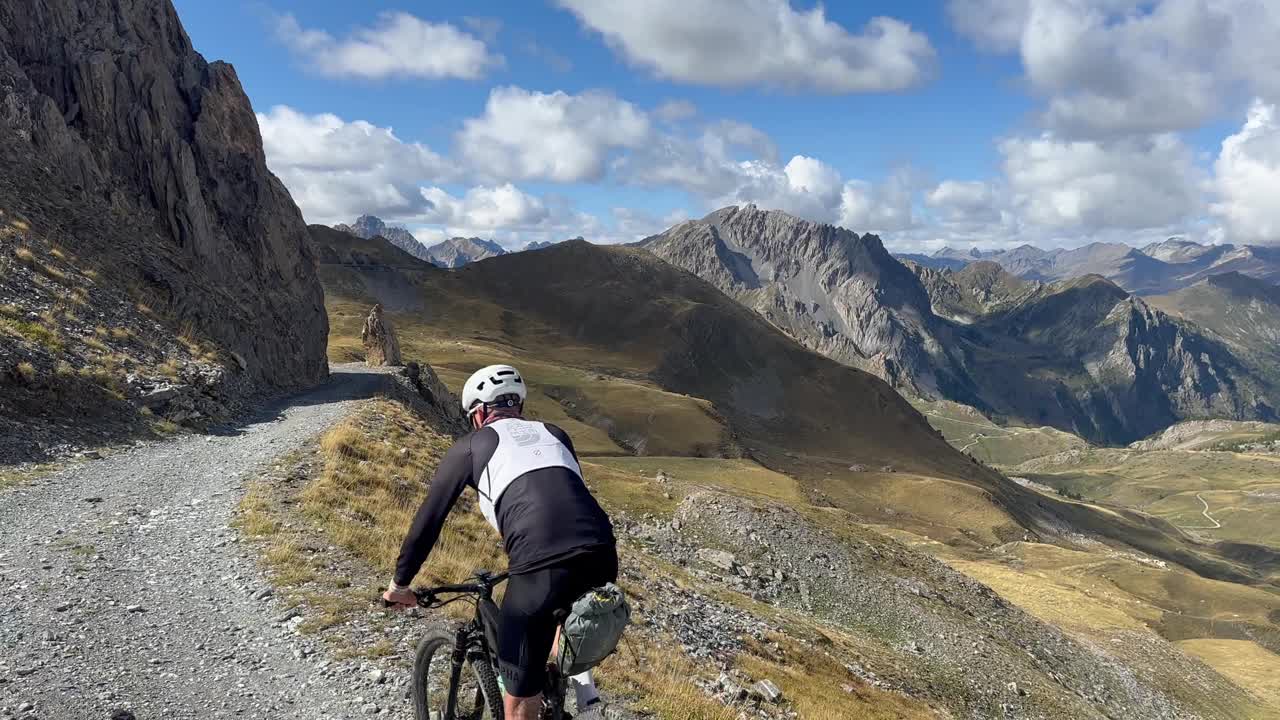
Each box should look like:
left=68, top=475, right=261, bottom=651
left=408, top=570, right=569, bottom=720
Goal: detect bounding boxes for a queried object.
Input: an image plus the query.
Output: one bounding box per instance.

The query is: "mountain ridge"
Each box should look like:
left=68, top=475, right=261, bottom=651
left=646, top=206, right=1277, bottom=445
left=906, top=238, right=1280, bottom=295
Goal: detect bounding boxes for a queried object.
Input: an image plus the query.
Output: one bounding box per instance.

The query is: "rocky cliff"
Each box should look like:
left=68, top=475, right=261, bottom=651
left=0, top=0, right=328, bottom=389
left=646, top=206, right=1276, bottom=444
left=338, top=215, right=435, bottom=264
left=644, top=205, right=961, bottom=396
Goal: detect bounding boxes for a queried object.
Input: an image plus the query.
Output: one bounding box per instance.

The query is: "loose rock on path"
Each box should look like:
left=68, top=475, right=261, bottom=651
left=0, top=365, right=408, bottom=720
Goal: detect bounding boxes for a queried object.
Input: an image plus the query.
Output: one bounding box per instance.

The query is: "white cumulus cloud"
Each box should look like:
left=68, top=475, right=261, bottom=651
left=554, top=0, right=936, bottom=93
left=949, top=0, right=1280, bottom=138
left=275, top=11, right=502, bottom=80
left=1212, top=100, right=1280, bottom=244
left=999, top=132, right=1201, bottom=230
left=459, top=87, right=651, bottom=183
left=419, top=184, right=551, bottom=230
left=256, top=105, right=456, bottom=224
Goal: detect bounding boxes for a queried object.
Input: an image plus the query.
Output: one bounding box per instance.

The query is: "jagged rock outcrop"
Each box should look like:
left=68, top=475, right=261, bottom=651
left=425, top=236, right=507, bottom=268
left=0, top=0, right=328, bottom=389
left=908, top=260, right=1040, bottom=323
left=645, top=206, right=1276, bottom=444
left=645, top=205, right=957, bottom=396
left=338, top=215, right=435, bottom=264
left=361, top=304, right=401, bottom=367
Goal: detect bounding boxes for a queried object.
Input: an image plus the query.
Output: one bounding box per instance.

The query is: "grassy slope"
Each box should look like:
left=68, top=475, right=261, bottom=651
left=241, top=399, right=942, bottom=720
left=1014, top=446, right=1280, bottom=553
left=310, top=231, right=1280, bottom=716
left=911, top=398, right=1088, bottom=466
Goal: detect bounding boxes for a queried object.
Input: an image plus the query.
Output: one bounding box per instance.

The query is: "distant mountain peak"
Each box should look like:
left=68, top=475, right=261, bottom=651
left=426, top=236, right=508, bottom=268
left=339, top=215, right=433, bottom=264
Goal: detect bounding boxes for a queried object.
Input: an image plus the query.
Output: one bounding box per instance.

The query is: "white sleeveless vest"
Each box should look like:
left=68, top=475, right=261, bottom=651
left=476, top=419, right=582, bottom=531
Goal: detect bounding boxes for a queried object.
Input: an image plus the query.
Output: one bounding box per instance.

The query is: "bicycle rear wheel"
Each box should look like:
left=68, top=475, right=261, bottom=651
left=413, top=631, right=504, bottom=720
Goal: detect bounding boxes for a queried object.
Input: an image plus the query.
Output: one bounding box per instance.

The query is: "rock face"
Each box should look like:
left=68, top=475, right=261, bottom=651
left=361, top=304, right=401, bottom=367
left=425, top=236, right=507, bottom=268
left=339, top=215, right=435, bottom=264
left=909, top=261, right=1040, bottom=322
left=645, top=206, right=1276, bottom=444
left=0, top=0, right=328, bottom=389
left=645, top=205, right=954, bottom=396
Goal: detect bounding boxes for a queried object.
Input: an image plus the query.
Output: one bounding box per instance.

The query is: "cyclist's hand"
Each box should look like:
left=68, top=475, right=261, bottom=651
left=382, top=585, right=417, bottom=610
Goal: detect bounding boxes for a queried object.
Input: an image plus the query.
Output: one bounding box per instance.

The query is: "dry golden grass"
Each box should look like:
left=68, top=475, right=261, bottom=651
left=83, top=334, right=109, bottom=353
left=590, top=457, right=803, bottom=505
left=594, top=635, right=736, bottom=720
left=14, top=245, right=69, bottom=283
left=735, top=635, right=938, bottom=720
left=300, top=400, right=506, bottom=587
left=15, top=361, right=36, bottom=384
left=1175, top=639, right=1280, bottom=710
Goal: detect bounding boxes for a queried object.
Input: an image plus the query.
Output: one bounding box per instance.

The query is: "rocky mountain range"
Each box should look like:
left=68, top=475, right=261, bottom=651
left=1150, top=272, right=1280, bottom=381
left=644, top=206, right=1276, bottom=444
left=333, top=215, right=509, bottom=268
left=908, top=238, right=1280, bottom=295
left=0, top=0, right=328, bottom=390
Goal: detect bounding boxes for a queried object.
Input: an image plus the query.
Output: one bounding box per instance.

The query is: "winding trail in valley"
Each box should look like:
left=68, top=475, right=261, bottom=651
left=1179, top=491, right=1224, bottom=531
left=0, top=365, right=409, bottom=720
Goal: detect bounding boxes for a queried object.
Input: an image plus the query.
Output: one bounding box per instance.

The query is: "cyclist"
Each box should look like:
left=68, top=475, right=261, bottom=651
left=383, top=364, right=618, bottom=720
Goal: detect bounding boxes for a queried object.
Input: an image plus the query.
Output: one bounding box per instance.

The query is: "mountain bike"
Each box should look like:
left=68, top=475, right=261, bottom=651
left=394, top=570, right=570, bottom=720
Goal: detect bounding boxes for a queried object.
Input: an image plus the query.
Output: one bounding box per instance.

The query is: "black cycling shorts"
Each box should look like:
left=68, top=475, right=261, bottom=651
left=498, top=546, right=619, bottom=697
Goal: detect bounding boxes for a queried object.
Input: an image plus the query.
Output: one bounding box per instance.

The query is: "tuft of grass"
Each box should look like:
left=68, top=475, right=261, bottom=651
left=15, top=361, right=37, bottom=384
left=0, top=317, right=64, bottom=352
left=14, top=246, right=69, bottom=283
left=109, top=327, right=133, bottom=342
left=83, top=334, right=109, bottom=353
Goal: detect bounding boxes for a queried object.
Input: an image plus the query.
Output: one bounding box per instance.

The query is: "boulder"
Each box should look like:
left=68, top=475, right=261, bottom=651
left=696, top=548, right=738, bottom=573
left=361, top=304, right=402, bottom=367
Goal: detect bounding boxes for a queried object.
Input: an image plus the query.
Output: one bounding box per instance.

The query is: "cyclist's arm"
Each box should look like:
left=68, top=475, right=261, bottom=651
left=393, top=438, right=473, bottom=586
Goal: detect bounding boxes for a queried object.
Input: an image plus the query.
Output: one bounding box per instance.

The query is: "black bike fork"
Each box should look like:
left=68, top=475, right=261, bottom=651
left=444, top=625, right=470, bottom=719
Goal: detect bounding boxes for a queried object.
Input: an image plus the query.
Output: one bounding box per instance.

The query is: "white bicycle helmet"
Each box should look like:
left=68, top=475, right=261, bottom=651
left=461, top=364, right=527, bottom=414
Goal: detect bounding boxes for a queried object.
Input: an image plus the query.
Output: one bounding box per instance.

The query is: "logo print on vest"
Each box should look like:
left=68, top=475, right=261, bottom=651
left=507, top=421, right=542, bottom=447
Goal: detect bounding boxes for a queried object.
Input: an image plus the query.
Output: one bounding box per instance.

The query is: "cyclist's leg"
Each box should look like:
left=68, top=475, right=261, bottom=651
left=498, top=568, right=562, bottom=719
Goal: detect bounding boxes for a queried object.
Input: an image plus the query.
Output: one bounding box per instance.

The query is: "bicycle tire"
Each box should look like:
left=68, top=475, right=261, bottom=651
left=413, top=630, right=504, bottom=720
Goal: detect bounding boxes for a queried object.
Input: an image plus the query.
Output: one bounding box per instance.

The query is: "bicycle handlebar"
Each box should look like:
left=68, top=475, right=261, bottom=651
left=378, top=571, right=509, bottom=609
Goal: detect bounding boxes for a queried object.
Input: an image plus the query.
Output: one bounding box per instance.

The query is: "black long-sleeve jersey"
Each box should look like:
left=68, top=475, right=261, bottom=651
left=393, top=420, right=615, bottom=586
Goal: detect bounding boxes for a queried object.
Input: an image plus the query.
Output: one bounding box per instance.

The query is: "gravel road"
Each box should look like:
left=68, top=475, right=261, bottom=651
left=0, top=364, right=406, bottom=720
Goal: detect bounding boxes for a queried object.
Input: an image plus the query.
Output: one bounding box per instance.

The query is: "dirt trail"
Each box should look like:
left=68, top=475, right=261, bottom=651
left=1185, top=492, right=1224, bottom=530
left=0, top=365, right=405, bottom=720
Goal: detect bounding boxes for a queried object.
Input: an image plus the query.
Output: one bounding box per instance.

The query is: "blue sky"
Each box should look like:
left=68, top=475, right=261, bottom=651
left=172, top=0, right=1280, bottom=251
